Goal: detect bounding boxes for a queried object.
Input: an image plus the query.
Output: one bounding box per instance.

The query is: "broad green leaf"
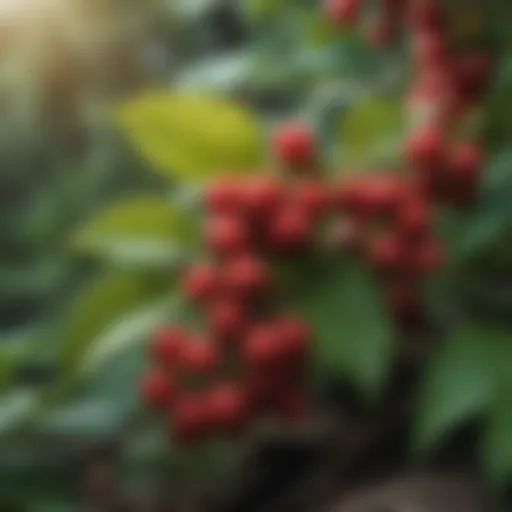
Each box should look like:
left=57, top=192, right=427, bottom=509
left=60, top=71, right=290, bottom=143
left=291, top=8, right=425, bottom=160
left=292, top=260, right=396, bottom=399
left=339, top=97, right=404, bottom=166
left=413, top=323, right=508, bottom=452
left=482, top=150, right=512, bottom=195
left=0, top=389, right=39, bottom=437
left=60, top=271, right=169, bottom=373
left=483, top=382, right=512, bottom=484
left=116, top=91, right=264, bottom=183
left=72, top=196, right=199, bottom=267
left=79, top=296, right=175, bottom=376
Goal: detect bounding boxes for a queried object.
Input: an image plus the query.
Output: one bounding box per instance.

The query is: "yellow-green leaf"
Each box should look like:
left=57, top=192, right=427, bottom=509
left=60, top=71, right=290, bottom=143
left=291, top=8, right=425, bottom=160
left=60, top=271, right=169, bottom=373
left=73, top=196, right=199, bottom=266
left=339, top=97, right=404, bottom=166
left=116, top=91, right=264, bottom=183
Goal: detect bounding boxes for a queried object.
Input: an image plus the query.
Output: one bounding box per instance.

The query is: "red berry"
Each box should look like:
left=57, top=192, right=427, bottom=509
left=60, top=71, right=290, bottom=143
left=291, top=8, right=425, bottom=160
left=292, top=179, right=329, bottom=219
left=172, top=394, right=211, bottom=444
left=179, top=340, right=220, bottom=375
left=182, top=262, right=220, bottom=302
left=225, top=255, right=270, bottom=296
left=208, top=298, right=247, bottom=340
left=205, top=179, right=241, bottom=214
left=331, top=178, right=366, bottom=214
left=455, top=52, right=492, bottom=99
left=243, top=324, right=284, bottom=369
left=361, top=176, right=407, bottom=218
left=413, top=31, right=448, bottom=67
left=326, top=0, right=361, bottom=26
left=206, top=215, right=249, bottom=256
left=406, top=127, right=445, bottom=170
left=368, top=236, right=406, bottom=273
left=141, top=371, right=176, bottom=410
left=277, top=316, right=311, bottom=360
left=448, top=143, right=484, bottom=182
left=151, top=327, right=187, bottom=366
left=242, top=176, right=283, bottom=217
left=409, top=0, right=444, bottom=32
left=269, top=205, right=312, bottom=251
left=273, top=123, right=316, bottom=168
left=397, top=197, right=432, bottom=240
left=411, top=240, right=444, bottom=275
left=208, top=383, right=249, bottom=433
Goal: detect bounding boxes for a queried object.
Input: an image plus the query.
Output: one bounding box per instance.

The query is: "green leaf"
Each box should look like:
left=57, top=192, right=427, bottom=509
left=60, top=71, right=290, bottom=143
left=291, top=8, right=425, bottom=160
left=483, top=382, right=512, bottom=484
left=72, top=195, right=199, bottom=267
left=292, top=260, right=396, bottom=400
left=413, top=323, right=507, bottom=452
left=60, top=271, right=169, bottom=373
left=339, top=97, right=404, bottom=166
left=0, top=389, right=39, bottom=437
left=116, top=91, right=264, bottom=183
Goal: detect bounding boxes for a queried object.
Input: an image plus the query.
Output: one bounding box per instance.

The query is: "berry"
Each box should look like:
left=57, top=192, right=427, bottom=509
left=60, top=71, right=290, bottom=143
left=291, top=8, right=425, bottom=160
left=368, top=236, right=406, bottom=273
left=243, top=324, right=284, bottom=369
left=206, top=215, right=249, bottom=256
left=141, top=371, right=176, bottom=410
left=179, top=340, right=220, bottom=375
left=409, top=0, right=444, bottom=32
left=413, top=31, right=448, bottom=67
left=182, top=262, right=220, bottom=302
left=277, top=315, right=311, bottom=360
left=269, top=205, right=312, bottom=251
left=205, top=179, right=241, bottom=214
left=411, top=240, right=444, bottom=275
left=208, top=384, right=249, bottom=433
left=225, top=255, right=270, bottom=296
left=326, top=0, right=361, bottom=26
left=172, top=394, right=211, bottom=444
left=273, top=123, right=316, bottom=168
left=208, top=298, right=247, bottom=340
left=331, top=178, right=366, bottom=214
left=361, top=176, right=407, bottom=218
left=448, top=143, right=484, bottom=182
left=242, top=176, right=283, bottom=218
left=406, top=127, right=445, bottom=170
left=292, top=179, right=329, bottom=219
left=455, top=52, right=492, bottom=100
left=151, top=327, right=187, bottom=366
left=397, top=197, right=432, bottom=240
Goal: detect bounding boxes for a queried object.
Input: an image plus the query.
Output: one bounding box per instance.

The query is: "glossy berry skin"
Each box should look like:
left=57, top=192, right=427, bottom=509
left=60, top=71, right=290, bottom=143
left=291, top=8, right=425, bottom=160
left=225, top=255, right=270, bottom=296
left=273, top=123, right=316, bottom=168
left=183, top=263, right=220, bottom=303
left=326, top=0, right=360, bottom=26
left=208, top=298, right=247, bottom=341
left=151, top=327, right=187, bottom=366
left=208, top=384, right=249, bottom=433
left=406, top=127, right=445, bottom=170
left=179, top=341, right=220, bottom=375
left=269, top=205, right=312, bottom=251
left=141, top=371, right=176, bottom=410
left=172, top=394, right=211, bottom=444
left=292, top=180, right=329, bottom=219
left=206, top=215, right=249, bottom=256
left=205, top=179, right=241, bottom=214
left=242, top=176, right=283, bottom=218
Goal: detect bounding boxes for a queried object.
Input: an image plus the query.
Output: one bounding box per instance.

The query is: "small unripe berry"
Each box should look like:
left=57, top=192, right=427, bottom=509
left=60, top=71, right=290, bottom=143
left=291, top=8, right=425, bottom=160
left=325, top=0, right=361, bottom=26
left=141, top=371, right=176, bottom=410
left=179, top=340, right=220, bottom=375
left=273, top=123, right=316, bottom=168
left=182, top=262, right=220, bottom=302
left=206, top=215, right=249, bottom=256
left=151, top=327, right=187, bottom=366
left=225, top=255, right=270, bottom=296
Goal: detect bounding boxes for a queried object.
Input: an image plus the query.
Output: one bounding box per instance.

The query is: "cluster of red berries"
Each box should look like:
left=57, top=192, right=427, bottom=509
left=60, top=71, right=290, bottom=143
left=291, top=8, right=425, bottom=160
left=141, top=0, right=491, bottom=445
